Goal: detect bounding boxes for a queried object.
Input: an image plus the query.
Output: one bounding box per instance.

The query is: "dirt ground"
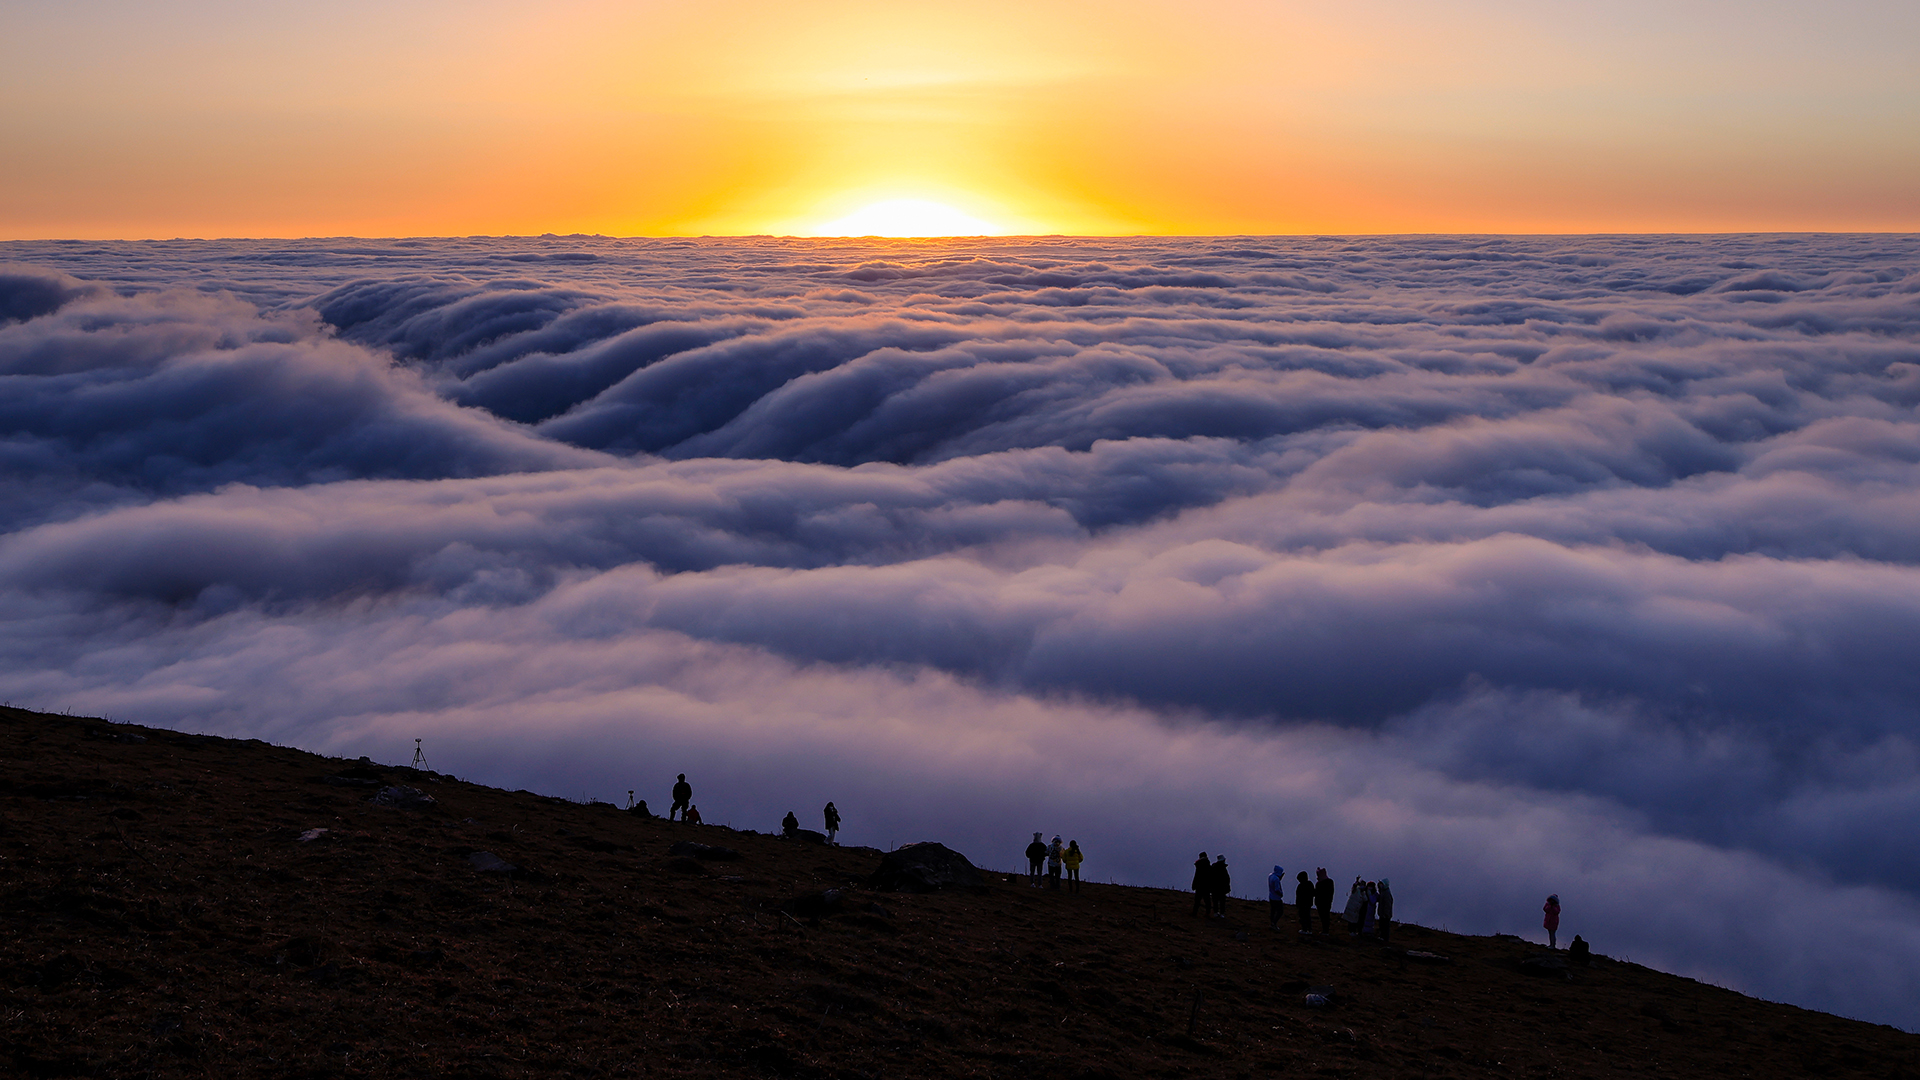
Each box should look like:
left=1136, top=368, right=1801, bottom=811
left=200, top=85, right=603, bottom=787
left=4, top=704, right=1916, bottom=1078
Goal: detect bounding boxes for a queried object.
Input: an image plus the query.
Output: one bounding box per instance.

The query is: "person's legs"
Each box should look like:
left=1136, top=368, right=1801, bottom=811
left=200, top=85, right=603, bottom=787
left=1549, top=929, right=1556, bottom=949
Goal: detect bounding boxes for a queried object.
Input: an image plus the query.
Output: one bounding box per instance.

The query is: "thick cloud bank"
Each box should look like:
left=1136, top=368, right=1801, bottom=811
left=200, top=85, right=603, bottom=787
left=3, top=235, right=1920, bottom=1026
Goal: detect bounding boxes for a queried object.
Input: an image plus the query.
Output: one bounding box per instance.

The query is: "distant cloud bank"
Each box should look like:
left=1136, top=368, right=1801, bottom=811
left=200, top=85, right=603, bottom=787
left=4, top=234, right=1920, bottom=1026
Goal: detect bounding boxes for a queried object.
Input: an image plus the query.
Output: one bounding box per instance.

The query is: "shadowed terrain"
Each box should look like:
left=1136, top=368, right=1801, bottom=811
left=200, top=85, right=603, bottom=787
left=3, top=704, right=1917, bottom=1078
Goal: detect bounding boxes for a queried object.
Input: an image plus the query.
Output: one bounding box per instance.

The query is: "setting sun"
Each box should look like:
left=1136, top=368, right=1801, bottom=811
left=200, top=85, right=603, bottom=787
left=807, top=199, right=1006, bottom=237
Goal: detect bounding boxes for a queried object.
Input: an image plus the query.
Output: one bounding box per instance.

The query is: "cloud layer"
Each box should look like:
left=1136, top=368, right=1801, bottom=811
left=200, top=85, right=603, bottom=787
left=3, top=234, right=1920, bottom=1026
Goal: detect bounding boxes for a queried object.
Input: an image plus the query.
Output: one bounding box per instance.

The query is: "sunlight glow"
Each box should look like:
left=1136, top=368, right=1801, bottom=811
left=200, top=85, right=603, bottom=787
left=808, top=199, right=1006, bottom=237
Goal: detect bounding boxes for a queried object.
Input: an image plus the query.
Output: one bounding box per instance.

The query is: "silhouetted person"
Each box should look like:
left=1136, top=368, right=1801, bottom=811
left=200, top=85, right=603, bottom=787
left=1377, top=878, right=1394, bottom=944
left=629, top=799, right=653, bottom=819
left=1191, top=852, right=1211, bottom=916
left=1268, top=865, right=1286, bottom=929
left=1211, top=856, right=1230, bottom=918
left=1295, top=871, right=1314, bottom=934
left=669, top=774, right=693, bottom=821
left=684, top=804, right=702, bottom=826
left=1315, top=869, right=1335, bottom=933
left=1026, top=833, right=1048, bottom=887
left=781, top=810, right=799, bottom=837
left=1569, top=934, right=1590, bottom=966
left=1064, top=840, right=1083, bottom=893
left=1344, top=877, right=1367, bottom=935
left=823, top=802, right=840, bottom=844
left=1543, top=894, right=1561, bottom=949
left=1047, top=835, right=1065, bottom=890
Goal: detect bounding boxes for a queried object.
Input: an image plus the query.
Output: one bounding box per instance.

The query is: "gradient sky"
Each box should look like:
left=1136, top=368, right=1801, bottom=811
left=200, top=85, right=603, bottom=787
left=4, top=0, right=1918, bottom=238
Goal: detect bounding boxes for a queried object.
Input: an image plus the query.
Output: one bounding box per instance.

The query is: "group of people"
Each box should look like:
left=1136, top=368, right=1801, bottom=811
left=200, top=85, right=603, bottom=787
left=1190, top=853, right=1232, bottom=916
left=624, top=773, right=703, bottom=824
left=630, top=775, right=841, bottom=844
left=1024, top=833, right=1085, bottom=892
left=1340, top=876, right=1395, bottom=942
left=780, top=802, right=842, bottom=844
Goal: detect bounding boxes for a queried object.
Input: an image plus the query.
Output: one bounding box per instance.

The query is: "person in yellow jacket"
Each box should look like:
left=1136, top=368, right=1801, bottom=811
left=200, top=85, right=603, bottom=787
left=1062, top=840, right=1085, bottom=893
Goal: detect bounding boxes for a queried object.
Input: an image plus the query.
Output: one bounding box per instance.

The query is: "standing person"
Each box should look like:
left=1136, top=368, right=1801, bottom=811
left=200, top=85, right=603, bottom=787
left=1267, top=865, right=1286, bottom=929
left=1543, top=894, right=1562, bottom=949
left=1314, top=869, right=1335, bottom=933
left=822, top=802, right=841, bottom=844
left=1294, top=871, right=1315, bottom=935
left=1047, top=835, right=1065, bottom=891
left=1212, top=856, right=1231, bottom=918
left=669, top=774, right=693, bottom=821
left=1063, top=840, right=1084, bottom=894
left=1191, top=853, right=1211, bottom=916
left=1343, top=877, right=1367, bottom=936
left=1377, top=879, right=1394, bottom=944
left=1026, top=833, right=1048, bottom=887
left=781, top=810, right=799, bottom=837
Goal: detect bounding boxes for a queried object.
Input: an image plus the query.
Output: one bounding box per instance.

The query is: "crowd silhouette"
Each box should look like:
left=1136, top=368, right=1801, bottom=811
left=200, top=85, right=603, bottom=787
left=630, top=771, right=1576, bottom=952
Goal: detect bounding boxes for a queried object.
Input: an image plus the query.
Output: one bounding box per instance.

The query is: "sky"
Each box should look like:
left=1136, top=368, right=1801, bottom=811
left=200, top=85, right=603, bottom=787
left=4, top=234, right=1920, bottom=1028
left=4, top=0, right=1919, bottom=238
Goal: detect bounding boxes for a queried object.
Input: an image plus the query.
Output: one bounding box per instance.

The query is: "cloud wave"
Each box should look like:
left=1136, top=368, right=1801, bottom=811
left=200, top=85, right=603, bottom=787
left=2, top=234, right=1919, bottom=1026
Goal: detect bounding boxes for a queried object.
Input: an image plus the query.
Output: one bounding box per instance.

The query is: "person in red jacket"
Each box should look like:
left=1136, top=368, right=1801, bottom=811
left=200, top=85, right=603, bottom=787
left=1543, top=894, right=1562, bottom=949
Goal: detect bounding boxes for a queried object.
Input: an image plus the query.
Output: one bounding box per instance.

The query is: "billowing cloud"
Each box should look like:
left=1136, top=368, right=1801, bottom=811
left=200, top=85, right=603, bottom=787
left=2, top=234, right=1919, bottom=1026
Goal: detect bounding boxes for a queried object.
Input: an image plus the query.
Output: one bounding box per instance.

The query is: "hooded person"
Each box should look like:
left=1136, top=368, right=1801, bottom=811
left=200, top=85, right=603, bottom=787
left=1267, top=865, right=1287, bottom=929
left=822, top=802, right=841, bottom=844
left=1294, top=871, right=1315, bottom=934
left=1191, top=853, right=1210, bottom=916
left=1376, top=878, right=1395, bottom=944
left=1047, top=835, right=1065, bottom=890
left=1063, top=840, right=1084, bottom=893
left=1211, top=856, right=1231, bottom=918
left=781, top=810, right=799, bottom=837
left=1543, top=894, right=1562, bottom=949
left=1344, top=877, right=1367, bottom=934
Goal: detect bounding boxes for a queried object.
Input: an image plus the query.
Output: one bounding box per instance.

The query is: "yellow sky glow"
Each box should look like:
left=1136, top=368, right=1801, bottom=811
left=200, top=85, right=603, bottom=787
left=806, top=199, right=1006, bottom=238
left=1, top=0, right=1916, bottom=238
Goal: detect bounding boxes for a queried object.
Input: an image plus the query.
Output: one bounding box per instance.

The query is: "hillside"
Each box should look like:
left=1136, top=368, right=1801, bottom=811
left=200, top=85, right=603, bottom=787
left=3, top=704, right=1915, bottom=1079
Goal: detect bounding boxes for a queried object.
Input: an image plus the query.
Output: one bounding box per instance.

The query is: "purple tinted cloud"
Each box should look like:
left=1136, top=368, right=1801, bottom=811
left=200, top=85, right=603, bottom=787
left=1, top=234, right=1919, bottom=1026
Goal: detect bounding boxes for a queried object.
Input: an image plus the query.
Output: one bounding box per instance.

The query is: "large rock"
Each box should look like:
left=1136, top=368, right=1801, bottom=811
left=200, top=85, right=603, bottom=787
left=369, top=785, right=435, bottom=809
left=867, top=842, right=985, bottom=893
left=1519, top=953, right=1570, bottom=979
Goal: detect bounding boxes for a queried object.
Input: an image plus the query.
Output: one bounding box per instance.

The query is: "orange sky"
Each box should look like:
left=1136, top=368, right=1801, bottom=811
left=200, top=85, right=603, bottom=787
left=2, top=0, right=1917, bottom=238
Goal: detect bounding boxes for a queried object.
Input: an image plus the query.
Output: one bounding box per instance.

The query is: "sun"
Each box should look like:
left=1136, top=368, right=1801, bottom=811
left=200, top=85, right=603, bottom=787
left=808, top=198, right=1006, bottom=237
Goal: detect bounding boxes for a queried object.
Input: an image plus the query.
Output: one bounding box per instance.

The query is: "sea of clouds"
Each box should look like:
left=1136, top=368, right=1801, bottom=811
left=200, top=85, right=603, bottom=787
left=4, top=233, right=1920, bottom=1025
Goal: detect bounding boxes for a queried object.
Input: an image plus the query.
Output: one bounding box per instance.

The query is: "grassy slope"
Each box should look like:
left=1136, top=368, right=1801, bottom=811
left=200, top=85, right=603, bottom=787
left=3, top=704, right=1916, bottom=1079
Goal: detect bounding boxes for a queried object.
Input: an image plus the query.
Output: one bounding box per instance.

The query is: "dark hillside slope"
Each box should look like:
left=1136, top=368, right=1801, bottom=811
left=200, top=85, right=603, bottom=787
left=3, top=704, right=1915, bottom=1079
